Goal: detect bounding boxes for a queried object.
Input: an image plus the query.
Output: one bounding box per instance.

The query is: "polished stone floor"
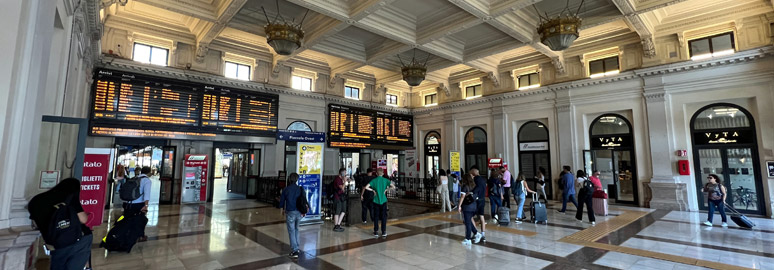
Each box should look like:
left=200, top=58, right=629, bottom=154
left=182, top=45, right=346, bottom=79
left=34, top=197, right=773, bottom=270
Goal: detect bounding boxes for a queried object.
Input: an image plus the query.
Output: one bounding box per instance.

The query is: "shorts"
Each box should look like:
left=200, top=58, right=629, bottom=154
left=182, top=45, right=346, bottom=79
left=475, top=199, right=485, bottom=216
left=334, top=198, right=347, bottom=214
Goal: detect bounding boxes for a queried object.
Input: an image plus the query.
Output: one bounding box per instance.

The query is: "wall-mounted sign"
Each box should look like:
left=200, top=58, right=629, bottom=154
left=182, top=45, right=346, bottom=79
left=39, top=170, right=60, bottom=189
left=297, top=143, right=323, bottom=223
left=277, top=129, right=325, bottom=142
left=519, top=142, right=548, bottom=151
left=404, top=149, right=419, bottom=177
left=591, top=135, right=632, bottom=149
left=488, top=158, right=503, bottom=169
left=450, top=151, right=460, bottom=174
left=692, top=130, right=753, bottom=145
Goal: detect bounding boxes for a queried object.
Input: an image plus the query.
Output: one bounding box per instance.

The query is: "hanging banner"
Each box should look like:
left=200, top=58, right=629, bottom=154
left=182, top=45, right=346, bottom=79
left=297, top=142, right=324, bottom=224
left=404, top=149, right=419, bottom=177
left=450, top=151, right=460, bottom=175
left=81, top=148, right=113, bottom=229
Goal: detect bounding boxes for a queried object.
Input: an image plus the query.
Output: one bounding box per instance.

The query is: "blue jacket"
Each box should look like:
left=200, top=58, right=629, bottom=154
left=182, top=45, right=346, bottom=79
left=562, top=173, right=576, bottom=195
left=280, top=184, right=303, bottom=212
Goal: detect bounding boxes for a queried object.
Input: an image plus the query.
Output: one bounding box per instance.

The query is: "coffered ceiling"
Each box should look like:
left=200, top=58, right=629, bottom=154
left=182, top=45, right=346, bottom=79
left=101, top=0, right=774, bottom=93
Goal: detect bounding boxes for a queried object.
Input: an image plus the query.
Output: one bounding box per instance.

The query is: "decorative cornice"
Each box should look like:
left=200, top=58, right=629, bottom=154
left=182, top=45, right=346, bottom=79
left=633, top=47, right=774, bottom=77
left=644, top=92, right=666, bottom=102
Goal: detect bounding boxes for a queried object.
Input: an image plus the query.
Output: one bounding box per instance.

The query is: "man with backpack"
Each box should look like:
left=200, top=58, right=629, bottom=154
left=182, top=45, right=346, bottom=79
left=360, top=168, right=377, bottom=223
left=558, top=166, right=578, bottom=213
left=280, top=173, right=307, bottom=259
left=28, top=178, right=92, bottom=270
left=575, top=170, right=596, bottom=224
left=120, top=166, right=152, bottom=241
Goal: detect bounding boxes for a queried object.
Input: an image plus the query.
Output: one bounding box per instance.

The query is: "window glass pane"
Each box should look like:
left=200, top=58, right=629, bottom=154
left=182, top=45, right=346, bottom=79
left=304, top=78, right=312, bottom=90
left=288, top=121, right=312, bottom=131
left=529, top=73, right=540, bottom=85
left=225, top=62, right=237, bottom=79
left=237, top=64, right=250, bottom=80
left=345, top=87, right=351, bottom=97
left=466, top=87, right=473, bottom=97
left=353, top=89, right=359, bottom=99
left=711, top=34, right=733, bottom=52
left=519, top=122, right=548, bottom=141
left=692, top=105, right=750, bottom=130
left=133, top=43, right=151, bottom=63
left=465, top=128, right=486, bottom=143
left=150, top=47, right=167, bottom=66
left=690, top=39, right=711, bottom=56
left=589, top=60, right=604, bottom=75
left=474, top=85, right=480, bottom=95
left=292, top=76, right=301, bottom=89
left=604, top=57, right=619, bottom=72
left=591, top=115, right=631, bottom=135
left=518, top=76, right=529, bottom=88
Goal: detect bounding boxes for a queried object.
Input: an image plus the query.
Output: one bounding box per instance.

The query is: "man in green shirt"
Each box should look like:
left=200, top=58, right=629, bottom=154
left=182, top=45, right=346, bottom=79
left=364, top=170, right=395, bottom=238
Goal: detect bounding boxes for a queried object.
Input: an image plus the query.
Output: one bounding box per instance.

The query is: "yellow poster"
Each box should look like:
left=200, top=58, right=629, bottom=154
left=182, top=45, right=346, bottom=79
left=297, top=143, right=323, bottom=175
left=450, top=152, right=460, bottom=172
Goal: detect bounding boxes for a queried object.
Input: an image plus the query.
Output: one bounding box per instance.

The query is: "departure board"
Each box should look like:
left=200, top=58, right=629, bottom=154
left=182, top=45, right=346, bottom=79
left=328, top=104, right=413, bottom=149
left=90, top=69, right=279, bottom=139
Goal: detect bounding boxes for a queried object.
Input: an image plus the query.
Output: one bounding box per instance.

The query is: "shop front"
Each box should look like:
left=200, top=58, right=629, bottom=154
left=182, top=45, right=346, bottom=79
left=425, top=131, right=441, bottom=178
left=517, top=121, right=552, bottom=198
left=584, top=114, right=638, bottom=205
left=690, top=104, right=764, bottom=215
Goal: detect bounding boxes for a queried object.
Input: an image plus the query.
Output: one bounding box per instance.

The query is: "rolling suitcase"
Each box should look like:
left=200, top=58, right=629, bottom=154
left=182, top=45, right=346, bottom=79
left=725, top=203, right=755, bottom=229
left=497, top=207, right=510, bottom=225
left=530, top=193, right=547, bottom=224
left=100, top=214, right=148, bottom=252
left=593, top=197, right=608, bottom=216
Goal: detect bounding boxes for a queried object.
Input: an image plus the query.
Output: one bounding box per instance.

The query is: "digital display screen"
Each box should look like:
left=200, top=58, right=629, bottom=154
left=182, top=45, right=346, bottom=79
left=90, top=69, right=279, bottom=139
left=328, top=104, right=413, bottom=149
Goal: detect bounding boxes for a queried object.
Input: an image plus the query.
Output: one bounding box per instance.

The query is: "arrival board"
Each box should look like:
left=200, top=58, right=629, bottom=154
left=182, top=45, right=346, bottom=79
left=328, top=104, right=413, bottom=149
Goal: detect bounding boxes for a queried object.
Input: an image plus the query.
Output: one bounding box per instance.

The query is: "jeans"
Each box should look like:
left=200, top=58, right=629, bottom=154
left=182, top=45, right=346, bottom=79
left=502, top=189, right=511, bottom=208
left=361, top=198, right=373, bottom=222
left=51, top=234, right=92, bottom=270
left=489, top=196, right=502, bottom=218
left=707, top=199, right=727, bottom=223
left=373, top=203, right=388, bottom=234
left=514, top=193, right=526, bottom=219
left=123, top=202, right=146, bottom=235
left=463, top=211, right=477, bottom=240
left=286, top=211, right=302, bottom=252
left=560, top=192, right=578, bottom=212
left=451, top=191, right=459, bottom=206
left=575, top=193, right=595, bottom=222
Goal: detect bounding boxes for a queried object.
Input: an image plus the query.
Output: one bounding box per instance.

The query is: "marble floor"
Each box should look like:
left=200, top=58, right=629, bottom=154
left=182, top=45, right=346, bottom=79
left=34, top=199, right=772, bottom=270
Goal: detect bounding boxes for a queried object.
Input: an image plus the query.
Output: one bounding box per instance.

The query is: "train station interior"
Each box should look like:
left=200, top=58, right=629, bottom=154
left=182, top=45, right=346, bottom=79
left=2, top=0, right=774, bottom=269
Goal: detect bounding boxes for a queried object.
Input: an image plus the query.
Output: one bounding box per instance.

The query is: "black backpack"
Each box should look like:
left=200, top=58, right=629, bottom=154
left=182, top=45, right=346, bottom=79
left=581, top=179, right=594, bottom=197
left=119, top=176, right=144, bottom=201
left=45, top=195, right=83, bottom=249
left=101, top=214, right=149, bottom=252
left=488, top=181, right=500, bottom=196
left=295, top=186, right=309, bottom=215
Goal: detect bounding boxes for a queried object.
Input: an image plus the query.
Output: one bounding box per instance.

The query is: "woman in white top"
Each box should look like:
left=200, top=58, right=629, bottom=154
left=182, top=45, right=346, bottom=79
left=535, top=167, right=548, bottom=203
left=438, top=170, right=452, bottom=212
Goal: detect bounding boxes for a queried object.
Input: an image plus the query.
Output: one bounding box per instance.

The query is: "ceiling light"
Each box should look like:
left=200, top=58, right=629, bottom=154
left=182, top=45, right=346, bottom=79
left=534, top=0, right=585, bottom=51
left=399, top=50, right=429, bottom=87
left=262, top=0, right=308, bottom=55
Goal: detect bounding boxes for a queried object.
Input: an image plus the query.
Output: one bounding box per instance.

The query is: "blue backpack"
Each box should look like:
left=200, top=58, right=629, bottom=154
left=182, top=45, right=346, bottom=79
left=513, top=180, right=524, bottom=196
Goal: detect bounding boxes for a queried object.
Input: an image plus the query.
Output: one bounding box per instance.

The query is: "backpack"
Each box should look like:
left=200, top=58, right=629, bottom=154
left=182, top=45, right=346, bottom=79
left=580, top=179, right=594, bottom=197
left=295, top=186, right=309, bottom=215
left=101, top=214, right=148, bottom=252
left=488, top=181, right=500, bottom=196
left=119, top=176, right=144, bottom=201
left=325, top=180, right=335, bottom=200
left=513, top=180, right=524, bottom=196
left=558, top=177, right=566, bottom=190
left=45, top=194, right=83, bottom=249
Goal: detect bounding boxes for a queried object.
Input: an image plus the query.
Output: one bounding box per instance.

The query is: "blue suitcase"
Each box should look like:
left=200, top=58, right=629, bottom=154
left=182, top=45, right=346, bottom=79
left=725, top=203, right=755, bottom=229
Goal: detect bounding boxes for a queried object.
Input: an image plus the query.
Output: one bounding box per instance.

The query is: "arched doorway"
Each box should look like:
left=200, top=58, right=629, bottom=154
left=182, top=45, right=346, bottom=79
left=465, top=127, right=488, bottom=172
left=690, top=104, right=763, bottom=214
left=284, top=121, right=312, bottom=174
left=583, top=114, right=638, bottom=204
left=518, top=121, right=551, bottom=199
left=425, top=131, right=441, bottom=179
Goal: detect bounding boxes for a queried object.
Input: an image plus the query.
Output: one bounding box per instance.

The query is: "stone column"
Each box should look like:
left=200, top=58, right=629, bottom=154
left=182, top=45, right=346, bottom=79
left=643, top=77, right=688, bottom=211
left=491, top=102, right=508, bottom=163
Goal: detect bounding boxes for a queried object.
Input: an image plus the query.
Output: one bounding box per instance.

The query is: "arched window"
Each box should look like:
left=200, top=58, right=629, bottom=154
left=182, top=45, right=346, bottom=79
left=287, top=121, right=312, bottom=131
left=464, top=127, right=488, bottom=171
left=517, top=121, right=551, bottom=198
left=590, top=114, right=631, bottom=136
left=425, top=131, right=441, bottom=178
left=425, top=132, right=441, bottom=145
left=587, top=114, right=637, bottom=204
left=518, top=121, right=548, bottom=142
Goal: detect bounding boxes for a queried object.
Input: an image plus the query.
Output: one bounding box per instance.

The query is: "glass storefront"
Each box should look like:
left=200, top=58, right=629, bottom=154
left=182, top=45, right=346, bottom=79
left=584, top=114, right=638, bottom=204
left=425, top=132, right=441, bottom=179
left=464, top=127, right=487, bottom=172
left=517, top=121, right=551, bottom=198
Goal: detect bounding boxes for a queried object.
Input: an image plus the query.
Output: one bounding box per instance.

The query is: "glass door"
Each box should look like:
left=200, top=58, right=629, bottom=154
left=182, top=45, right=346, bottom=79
left=159, top=146, right=176, bottom=204
left=426, top=155, right=440, bottom=179
left=583, top=150, right=593, bottom=176
left=726, top=148, right=759, bottom=212
left=614, top=150, right=635, bottom=203
left=593, top=150, right=616, bottom=199
left=696, top=149, right=722, bottom=209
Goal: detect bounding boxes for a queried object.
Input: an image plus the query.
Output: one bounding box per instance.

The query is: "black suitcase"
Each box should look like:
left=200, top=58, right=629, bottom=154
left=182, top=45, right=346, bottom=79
left=725, top=203, right=755, bottom=229
left=100, top=214, right=148, bottom=252
left=530, top=193, right=547, bottom=224
left=497, top=207, right=510, bottom=225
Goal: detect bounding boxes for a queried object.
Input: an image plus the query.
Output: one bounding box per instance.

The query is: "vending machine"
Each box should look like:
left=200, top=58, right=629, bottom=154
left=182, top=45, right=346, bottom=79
left=182, top=154, right=208, bottom=204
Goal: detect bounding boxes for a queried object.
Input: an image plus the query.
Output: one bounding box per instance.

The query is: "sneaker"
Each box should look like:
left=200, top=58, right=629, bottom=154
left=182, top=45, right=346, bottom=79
left=289, top=250, right=299, bottom=259
left=557, top=210, right=565, bottom=214
left=494, top=214, right=499, bottom=220
left=461, top=239, right=472, bottom=246
left=591, top=221, right=596, bottom=225
left=577, top=219, right=583, bottom=223
left=721, top=222, right=728, bottom=227
left=703, top=221, right=713, bottom=227
left=491, top=218, right=498, bottom=224
left=473, top=232, right=482, bottom=243
left=373, top=231, right=379, bottom=237
left=363, top=221, right=367, bottom=224
left=514, top=220, right=523, bottom=224
left=381, top=233, right=388, bottom=238
left=481, top=236, right=486, bottom=242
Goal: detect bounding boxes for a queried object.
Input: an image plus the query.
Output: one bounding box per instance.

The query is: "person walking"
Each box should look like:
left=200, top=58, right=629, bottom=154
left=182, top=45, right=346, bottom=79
left=702, top=174, right=728, bottom=227
left=438, top=170, right=452, bottom=212
left=535, top=167, right=548, bottom=203
left=512, top=172, right=537, bottom=223
left=575, top=170, right=597, bottom=225
left=28, top=178, right=92, bottom=270
left=500, top=167, right=512, bottom=208
left=488, top=170, right=504, bottom=223
left=280, top=173, right=306, bottom=258
left=558, top=166, right=578, bottom=213
left=458, top=174, right=478, bottom=246
left=360, top=168, right=377, bottom=223
left=124, top=166, right=151, bottom=241
left=447, top=169, right=458, bottom=209
left=364, top=171, right=396, bottom=237
left=333, top=168, right=348, bottom=232
left=470, top=166, right=487, bottom=243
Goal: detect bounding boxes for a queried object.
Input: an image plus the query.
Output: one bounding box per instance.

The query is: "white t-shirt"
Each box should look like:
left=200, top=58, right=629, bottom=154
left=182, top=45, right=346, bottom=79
left=577, top=176, right=587, bottom=185
left=440, top=176, right=448, bottom=185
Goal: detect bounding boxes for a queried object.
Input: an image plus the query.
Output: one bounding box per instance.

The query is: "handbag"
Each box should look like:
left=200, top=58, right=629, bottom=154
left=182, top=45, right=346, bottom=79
left=462, top=192, right=477, bottom=206
left=592, top=190, right=608, bottom=199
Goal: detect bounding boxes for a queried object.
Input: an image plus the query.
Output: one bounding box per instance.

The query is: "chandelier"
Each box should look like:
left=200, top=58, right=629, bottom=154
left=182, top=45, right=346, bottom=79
left=261, top=0, right=309, bottom=55
left=535, top=0, right=584, bottom=51
left=398, top=50, right=429, bottom=87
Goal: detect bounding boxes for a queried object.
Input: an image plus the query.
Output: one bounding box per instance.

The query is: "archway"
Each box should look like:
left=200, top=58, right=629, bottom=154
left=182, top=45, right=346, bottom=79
left=584, top=114, right=638, bottom=204
left=464, top=127, right=488, bottom=172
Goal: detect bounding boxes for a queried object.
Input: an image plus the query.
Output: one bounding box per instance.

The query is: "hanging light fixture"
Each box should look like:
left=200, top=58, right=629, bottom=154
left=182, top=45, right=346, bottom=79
left=398, top=50, right=429, bottom=87
left=261, top=0, right=309, bottom=55
left=535, top=0, right=584, bottom=51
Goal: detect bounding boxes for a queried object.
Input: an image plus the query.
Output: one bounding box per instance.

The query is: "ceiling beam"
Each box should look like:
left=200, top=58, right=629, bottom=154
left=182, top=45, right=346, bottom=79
left=132, top=0, right=217, bottom=21
left=611, top=0, right=657, bottom=58
left=192, top=0, right=249, bottom=63
left=329, top=61, right=367, bottom=85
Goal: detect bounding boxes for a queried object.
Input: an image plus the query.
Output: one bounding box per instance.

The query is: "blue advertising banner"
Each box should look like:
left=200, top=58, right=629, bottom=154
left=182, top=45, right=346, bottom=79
left=277, top=129, right=325, bottom=142
left=296, top=143, right=324, bottom=224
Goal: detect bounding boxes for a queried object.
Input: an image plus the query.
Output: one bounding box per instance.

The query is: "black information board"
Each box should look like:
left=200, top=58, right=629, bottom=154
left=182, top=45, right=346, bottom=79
left=90, top=69, right=278, bottom=139
left=328, top=104, right=413, bottom=149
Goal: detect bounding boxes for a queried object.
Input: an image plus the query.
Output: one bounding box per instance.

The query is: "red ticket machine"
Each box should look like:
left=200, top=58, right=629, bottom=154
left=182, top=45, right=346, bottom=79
left=182, top=154, right=209, bottom=203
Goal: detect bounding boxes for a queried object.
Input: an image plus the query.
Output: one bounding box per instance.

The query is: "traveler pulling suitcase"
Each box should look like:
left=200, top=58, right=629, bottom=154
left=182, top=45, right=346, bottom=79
left=725, top=203, right=755, bottom=229
left=497, top=207, right=510, bottom=225
left=100, top=214, right=149, bottom=252
left=530, top=193, right=547, bottom=224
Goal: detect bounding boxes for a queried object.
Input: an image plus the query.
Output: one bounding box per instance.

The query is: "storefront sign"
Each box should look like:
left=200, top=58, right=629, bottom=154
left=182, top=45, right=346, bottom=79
left=692, top=130, right=753, bottom=145
left=591, top=136, right=632, bottom=149
left=519, top=142, right=548, bottom=151
left=39, top=170, right=60, bottom=189
left=182, top=154, right=209, bottom=203
left=277, top=129, right=325, bottom=142
left=81, top=148, right=112, bottom=229
left=404, top=149, right=419, bottom=177
left=425, top=144, right=440, bottom=155
left=297, top=143, right=324, bottom=223
left=488, top=158, right=503, bottom=169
